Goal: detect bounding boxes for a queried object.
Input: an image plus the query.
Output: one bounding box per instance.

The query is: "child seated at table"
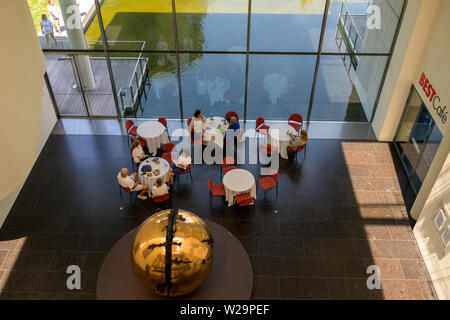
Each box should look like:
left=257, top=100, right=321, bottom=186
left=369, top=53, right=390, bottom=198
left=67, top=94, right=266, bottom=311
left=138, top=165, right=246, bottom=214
left=170, top=149, right=192, bottom=175
left=287, top=130, right=308, bottom=151
left=151, top=178, right=169, bottom=198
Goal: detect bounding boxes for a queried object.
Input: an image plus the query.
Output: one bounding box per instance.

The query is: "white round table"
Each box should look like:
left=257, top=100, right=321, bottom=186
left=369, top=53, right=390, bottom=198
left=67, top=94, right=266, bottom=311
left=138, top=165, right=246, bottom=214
left=203, top=116, right=228, bottom=149
left=222, top=169, right=256, bottom=207
left=268, top=123, right=293, bottom=159
left=137, top=121, right=169, bottom=156
left=138, top=157, right=170, bottom=195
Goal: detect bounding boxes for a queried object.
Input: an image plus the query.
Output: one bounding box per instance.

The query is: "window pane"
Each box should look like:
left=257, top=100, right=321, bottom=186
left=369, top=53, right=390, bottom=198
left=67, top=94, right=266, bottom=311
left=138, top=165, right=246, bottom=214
left=322, top=0, right=405, bottom=53
left=411, top=124, right=443, bottom=191
left=176, top=0, right=248, bottom=51
left=250, top=0, right=326, bottom=52
left=311, top=54, right=388, bottom=121
left=180, top=53, right=245, bottom=120
left=246, top=54, right=315, bottom=120
left=86, top=0, right=175, bottom=50
left=110, top=52, right=180, bottom=118
left=403, top=106, right=433, bottom=174
left=395, top=89, right=424, bottom=156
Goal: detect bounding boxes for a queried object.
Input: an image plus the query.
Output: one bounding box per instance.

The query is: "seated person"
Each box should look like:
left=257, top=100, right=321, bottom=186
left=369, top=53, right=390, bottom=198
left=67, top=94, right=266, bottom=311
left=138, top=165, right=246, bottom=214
left=151, top=178, right=169, bottom=198
left=117, top=168, right=149, bottom=200
left=131, top=139, right=148, bottom=167
left=226, top=116, right=243, bottom=143
left=170, top=149, right=192, bottom=175
left=188, top=109, right=206, bottom=132
left=287, top=129, right=308, bottom=151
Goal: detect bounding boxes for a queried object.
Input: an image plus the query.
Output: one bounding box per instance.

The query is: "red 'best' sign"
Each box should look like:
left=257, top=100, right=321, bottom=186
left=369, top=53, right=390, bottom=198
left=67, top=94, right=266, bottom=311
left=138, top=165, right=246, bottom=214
left=419, top=72, right=447, bottom=125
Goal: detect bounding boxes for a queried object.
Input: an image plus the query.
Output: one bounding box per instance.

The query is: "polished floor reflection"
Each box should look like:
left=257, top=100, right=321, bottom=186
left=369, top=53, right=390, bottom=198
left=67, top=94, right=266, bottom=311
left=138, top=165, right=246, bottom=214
left=0, top=133, right=436, bottom=299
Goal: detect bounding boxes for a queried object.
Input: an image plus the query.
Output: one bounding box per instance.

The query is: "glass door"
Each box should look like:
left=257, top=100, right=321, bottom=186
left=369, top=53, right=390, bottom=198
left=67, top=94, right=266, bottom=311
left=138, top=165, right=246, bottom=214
left=45, top=53, right=119, bottom=118
left=394, top=86, right=443, bottom=194
left=46, top=55, right=87, bottom=116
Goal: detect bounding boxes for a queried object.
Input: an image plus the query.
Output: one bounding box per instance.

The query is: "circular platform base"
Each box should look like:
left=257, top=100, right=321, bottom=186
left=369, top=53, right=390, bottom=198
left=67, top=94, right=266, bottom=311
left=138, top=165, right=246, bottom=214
left=96, top=219, right=253, bottom=300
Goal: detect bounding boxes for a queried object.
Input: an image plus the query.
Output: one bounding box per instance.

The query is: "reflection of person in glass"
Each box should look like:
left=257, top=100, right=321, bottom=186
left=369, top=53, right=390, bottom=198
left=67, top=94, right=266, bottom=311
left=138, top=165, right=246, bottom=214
left=40, top=14, right=58, bottom=48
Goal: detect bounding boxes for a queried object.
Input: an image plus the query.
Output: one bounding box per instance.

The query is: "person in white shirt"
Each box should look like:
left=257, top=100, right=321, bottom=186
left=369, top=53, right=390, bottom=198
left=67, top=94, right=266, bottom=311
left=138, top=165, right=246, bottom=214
left=47, top=0, right=61, bottom=33
left=151, top=178, right=169, bottom=198
left=169, top=149, right=192, bottom=175
left=130, top=139, right=148, bottom=167
left=188, top=109, right=206, bottom=141
left=117, top=168, right=149, bottom=200
left=40, top=14, right=58, bottom=48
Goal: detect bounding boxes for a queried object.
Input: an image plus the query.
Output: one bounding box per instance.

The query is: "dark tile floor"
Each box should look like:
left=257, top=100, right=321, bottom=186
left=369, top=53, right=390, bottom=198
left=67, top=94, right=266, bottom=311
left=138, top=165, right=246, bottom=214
left=0, top=134, right=437, bottom=300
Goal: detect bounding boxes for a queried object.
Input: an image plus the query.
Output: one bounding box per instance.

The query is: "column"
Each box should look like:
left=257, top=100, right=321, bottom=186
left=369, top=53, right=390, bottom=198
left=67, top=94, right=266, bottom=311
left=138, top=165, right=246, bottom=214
left=59, top=0, right=96, bottom=90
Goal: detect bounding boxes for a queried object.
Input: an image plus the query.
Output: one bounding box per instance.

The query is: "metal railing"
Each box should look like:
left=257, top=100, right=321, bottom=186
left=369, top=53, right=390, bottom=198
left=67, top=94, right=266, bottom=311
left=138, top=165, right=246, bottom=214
left=114, top=41, right=148, bottom=117
left=335, top=0, right=369, bottom=70
left=47, top=39, right=148, bottom=116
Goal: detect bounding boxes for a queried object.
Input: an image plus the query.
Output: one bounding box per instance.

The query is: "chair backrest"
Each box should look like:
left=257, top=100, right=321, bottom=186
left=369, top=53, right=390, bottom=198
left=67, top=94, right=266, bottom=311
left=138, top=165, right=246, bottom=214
left=187, top=117, right=192, bottom=127
left=235, top=193, right=253, bottom=206
left=207, top=179, right=213, bottom=192
left=270, top=170, right=279, bottom=183
left=158, top=117, right=168, bottom=128
left=288, top=113, right=303, bottom=124
left=162, top=152, right=175, bottom=163
left=138, top=137, right=147, bottom=146
left=255, top=117, right=265, bottom=129
left=153, top=193, right=169, bottom=203
left=222, top=156, right=235, bottom=166
left=125, top=120, right=135, bottom=133
left=120, top=185, right=131, bottom=194
left=225, top=111, right=238, bottom=121
left=162, top=143, right=176, bottom=152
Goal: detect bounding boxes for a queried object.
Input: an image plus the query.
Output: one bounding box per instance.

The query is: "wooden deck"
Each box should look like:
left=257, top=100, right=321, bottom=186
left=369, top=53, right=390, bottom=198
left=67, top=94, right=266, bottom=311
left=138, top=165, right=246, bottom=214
left=45, top=55, right=144, bottom=116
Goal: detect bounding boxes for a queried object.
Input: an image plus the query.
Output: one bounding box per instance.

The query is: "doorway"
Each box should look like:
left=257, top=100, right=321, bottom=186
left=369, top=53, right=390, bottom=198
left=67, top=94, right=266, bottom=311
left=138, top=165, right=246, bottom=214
left=45, top=54, right=119, bottom=117
left=394, top=86, right=444, bottom=194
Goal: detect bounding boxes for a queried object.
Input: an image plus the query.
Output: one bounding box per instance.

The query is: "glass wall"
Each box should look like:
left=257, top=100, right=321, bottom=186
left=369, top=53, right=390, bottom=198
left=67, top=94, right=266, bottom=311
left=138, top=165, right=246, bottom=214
left=35, top=0, right=406, bottom=123
left=394, top=87, right=444, bottom=194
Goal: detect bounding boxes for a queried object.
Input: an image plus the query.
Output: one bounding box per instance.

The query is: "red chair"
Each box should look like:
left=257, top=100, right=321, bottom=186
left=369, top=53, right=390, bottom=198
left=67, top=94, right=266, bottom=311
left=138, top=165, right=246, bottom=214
left=221, top=156, right=235, bottom=174
left=207, top=179, right=226, bottom=207
left=234, top=193, right=254, bottom=207
left=258, top=170, right=279, bottom=200
left=162, top=152, right=175, bottom=163
left=259, top=144, right=277, bottom=167
left=158, top=117, right=168, bottom=129
left=176, top=164, right=193, bottom=186
left=158, top=117, right=169, bottom=139
left=256, top=117, right=270, bottom=136
left=187, top=117, right=192, bottom=127
left=137, top=137, right=147, bottom=147
left=118, top=184, right=133, bottom=206
left=162, top=143, right=176, bottom=152
left=225, top=111, right=239, bottom=121
left=288, top=113, right=303, bottom=133
left=125, top=120, right=138, bottom=136
left=222, top=166, right=237, bottom=175
left=288, top=144, right=307, bottom=162
left=153, top=193, right=170, bottom=204
left=221, top=156, right=235, bottom=166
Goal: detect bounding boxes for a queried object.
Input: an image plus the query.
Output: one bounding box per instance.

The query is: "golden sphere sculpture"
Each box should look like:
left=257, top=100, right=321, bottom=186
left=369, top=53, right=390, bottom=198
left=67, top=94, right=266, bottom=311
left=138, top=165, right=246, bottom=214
left=130, top=209, right=214, bottom=297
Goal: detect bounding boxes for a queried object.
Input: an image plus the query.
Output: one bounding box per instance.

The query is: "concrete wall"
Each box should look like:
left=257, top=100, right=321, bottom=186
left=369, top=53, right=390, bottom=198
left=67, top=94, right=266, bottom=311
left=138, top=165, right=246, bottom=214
left=0, top=0, right=57, bottom=227
left=371, top=0, right=443, bottom=141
